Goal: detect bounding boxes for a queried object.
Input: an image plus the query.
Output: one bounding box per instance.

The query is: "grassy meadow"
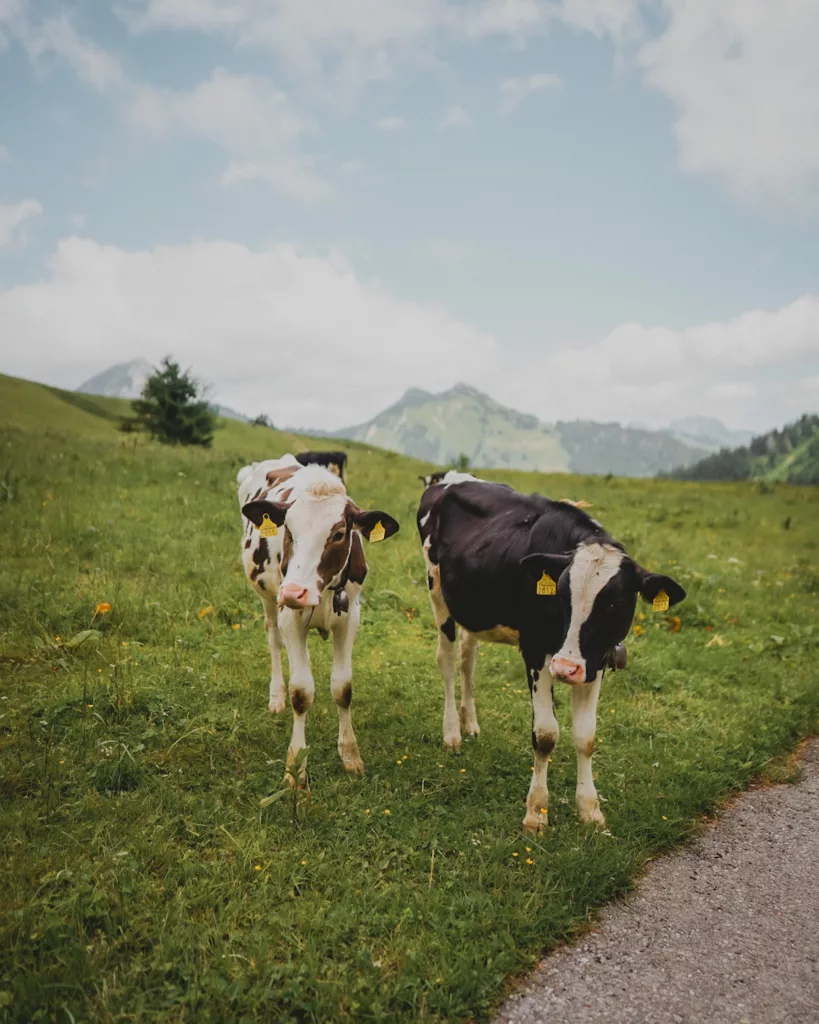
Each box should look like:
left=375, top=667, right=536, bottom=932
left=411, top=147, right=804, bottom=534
left=1, top=373, right=818, bottom=1023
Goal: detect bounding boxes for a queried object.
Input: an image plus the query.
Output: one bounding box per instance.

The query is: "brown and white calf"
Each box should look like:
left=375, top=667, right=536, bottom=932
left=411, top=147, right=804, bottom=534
left=417, top=475, right=685, bottom=831
left=238, top=455, right=399, bottom=777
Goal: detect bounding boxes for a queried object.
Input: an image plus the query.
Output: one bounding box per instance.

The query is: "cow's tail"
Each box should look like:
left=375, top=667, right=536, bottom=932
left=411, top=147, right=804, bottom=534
left=236, top=464, right=255, bottom=487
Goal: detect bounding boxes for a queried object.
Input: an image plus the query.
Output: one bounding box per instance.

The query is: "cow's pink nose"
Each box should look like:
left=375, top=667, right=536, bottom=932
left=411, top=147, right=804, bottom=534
left=551, top=657, right=585, bottom=684
left=280, top=583, right=309, bottom=608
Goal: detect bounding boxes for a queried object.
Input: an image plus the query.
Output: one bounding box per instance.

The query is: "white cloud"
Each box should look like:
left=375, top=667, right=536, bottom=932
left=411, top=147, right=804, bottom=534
left=0, top=236, right=498, bottom=428
left=439, top=104, right=473, bottom=130
left=21, top=14, right=125, bottom=92
left=121, top=0, right=450, bottom=96
left=128, top=68, right=332, bottom=203
left=0, top=198, right=42, bottom=246
left=2, top=232, right=815, bottom=433
left=498, top=72, right=561, bottom=115
left=639, top=0, right=819, bottom=214
left=374, top=116, right=406, bottom=133
left=493, top=294, right=819, bottom=431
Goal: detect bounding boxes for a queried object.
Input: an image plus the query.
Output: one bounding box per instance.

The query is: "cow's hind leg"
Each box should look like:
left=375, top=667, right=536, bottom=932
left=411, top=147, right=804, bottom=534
left=259, top=591, right=286, bottom=713
left=330, top=595, right=364, bottom=774
left=458, top=630, right=480, bottom=737
left=423, top=538, right=460, bottom=749
left=571, top=672, right=605, bottom=826
left=523, top=657, right=559, bottom=832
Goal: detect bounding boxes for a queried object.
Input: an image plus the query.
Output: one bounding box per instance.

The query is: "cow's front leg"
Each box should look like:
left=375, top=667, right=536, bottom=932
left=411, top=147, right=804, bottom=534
left=523, top=657, right=558, bottom=832
left=458, top=630, right=480, bottom=737
left=279, top=610, right=315, bottom=785
left=330, top=594, right=364, bottom=775
left=260, top=591, right=286, bottom=713
left=571, top=671, right=605, bottom=826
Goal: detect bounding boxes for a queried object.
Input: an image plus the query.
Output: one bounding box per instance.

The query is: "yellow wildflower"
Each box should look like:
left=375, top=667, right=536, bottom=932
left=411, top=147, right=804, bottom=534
left=95, top=602, right=111, bottom=615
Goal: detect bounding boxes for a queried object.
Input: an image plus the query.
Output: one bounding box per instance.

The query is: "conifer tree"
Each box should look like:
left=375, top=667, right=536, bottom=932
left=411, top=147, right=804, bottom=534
left=130, top=357, right=215, bottom=447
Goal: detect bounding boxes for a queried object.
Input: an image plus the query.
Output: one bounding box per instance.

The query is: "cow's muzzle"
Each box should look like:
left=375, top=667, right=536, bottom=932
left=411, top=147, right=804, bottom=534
left=279, top=583, right=313, bottom=609
left=550, top=656, right=586, bottom=685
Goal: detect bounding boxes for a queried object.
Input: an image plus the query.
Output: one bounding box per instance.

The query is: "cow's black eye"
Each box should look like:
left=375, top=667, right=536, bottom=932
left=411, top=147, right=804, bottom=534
left=332, top=530, right=345, bottom=543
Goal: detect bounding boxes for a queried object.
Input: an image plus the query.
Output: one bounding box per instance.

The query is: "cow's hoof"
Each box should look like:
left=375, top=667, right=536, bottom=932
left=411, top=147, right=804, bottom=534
left=459, top=709, right=480, bottom=737
left=443, top=733, right=462, bottom=751
left=268, top=694, right=286, bottom=714
left=340, top=751, right=365, bottom=775
left=577, top=797, right=606, bottom=827
left=522, top=813, right=547, bottom=833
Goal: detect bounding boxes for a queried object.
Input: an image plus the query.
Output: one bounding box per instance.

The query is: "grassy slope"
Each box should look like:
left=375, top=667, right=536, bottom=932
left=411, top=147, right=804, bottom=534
left=1, top=373, right=818, bottom=1023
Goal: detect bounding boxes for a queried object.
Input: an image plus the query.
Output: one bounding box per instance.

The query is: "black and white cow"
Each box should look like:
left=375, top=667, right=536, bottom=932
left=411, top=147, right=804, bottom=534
left=295, top=450, right=348, bottom=484
left=417, top=476, right=685, bottom=831
left=238, top=455, right=399, bottom=779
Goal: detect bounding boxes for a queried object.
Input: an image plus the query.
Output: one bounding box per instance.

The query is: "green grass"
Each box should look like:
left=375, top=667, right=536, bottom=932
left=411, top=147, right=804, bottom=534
left=1, top=372, right=817, bottom=1022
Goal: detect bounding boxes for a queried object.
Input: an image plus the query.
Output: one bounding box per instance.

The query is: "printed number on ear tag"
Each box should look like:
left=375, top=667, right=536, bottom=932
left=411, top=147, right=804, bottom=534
left=652, top=589, right=669, bottom=612
left=369, top=520, right=386, bottom=543
left=536, top=572, right=557, bottom=596
left=259, top=514, right=278, bottom=538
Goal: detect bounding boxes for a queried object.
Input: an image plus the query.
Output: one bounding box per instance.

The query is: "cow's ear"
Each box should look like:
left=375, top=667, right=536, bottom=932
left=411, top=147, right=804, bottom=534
left=519, top=552, right=572, bottom=582
left=635, top=567, right=686, bottom=607
left=352, top=509, right=400, bottom=542
left=241, top=500, right=292, bottom=528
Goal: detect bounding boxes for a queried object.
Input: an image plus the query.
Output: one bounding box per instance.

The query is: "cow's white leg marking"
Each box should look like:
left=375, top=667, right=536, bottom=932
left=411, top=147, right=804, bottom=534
left=330, top=595, right=364, bottom=775
left=423, top=537, right=460, bottom=749
left=571, top=671, right=605, bottom=826
left=259, top=590, right=286, bottom=713
left=458, top=630, right=480, bottom=737
left=279, top=610, right=315, bottom=784
left=524, top=657, right=558, bottom=832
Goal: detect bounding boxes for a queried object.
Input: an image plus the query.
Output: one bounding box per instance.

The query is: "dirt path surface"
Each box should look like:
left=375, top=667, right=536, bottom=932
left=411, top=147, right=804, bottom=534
left=496, top=740, right=819, bottom=1024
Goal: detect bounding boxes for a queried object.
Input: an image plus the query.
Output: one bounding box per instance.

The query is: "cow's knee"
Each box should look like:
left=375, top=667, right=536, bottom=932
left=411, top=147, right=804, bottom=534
left=533, top=729, right=558, bottom=759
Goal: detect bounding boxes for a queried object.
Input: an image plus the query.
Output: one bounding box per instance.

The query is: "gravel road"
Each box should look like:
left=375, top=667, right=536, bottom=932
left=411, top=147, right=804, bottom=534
left=495, top=739, right=819, bottom=1024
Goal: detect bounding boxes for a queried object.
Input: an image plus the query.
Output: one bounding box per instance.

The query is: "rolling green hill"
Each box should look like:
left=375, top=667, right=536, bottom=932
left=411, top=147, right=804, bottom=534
left=336, top=382, right=708, bottom=477
left=669, top=413, right=819, bottom=485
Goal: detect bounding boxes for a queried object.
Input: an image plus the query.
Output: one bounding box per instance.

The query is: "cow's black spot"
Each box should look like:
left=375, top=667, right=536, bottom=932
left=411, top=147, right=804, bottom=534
left=427, top=574, right=433, bottom=591
left=291, top=689, right=309, bottom=716
left=244, top=538, right=252, bottom=549
left=532, top=731, right=556, bottom=758
left=336, top=683, right=352, bottom=709
left=250, top=537, right=269, bottom=581
left=440, top=617, right=456, bottom=643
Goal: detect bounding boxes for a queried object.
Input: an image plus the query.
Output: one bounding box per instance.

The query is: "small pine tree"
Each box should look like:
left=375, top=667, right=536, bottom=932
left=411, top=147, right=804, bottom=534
left=130, top=358, right=216, bottom=447
left=455, top=452, right=471, bottom=472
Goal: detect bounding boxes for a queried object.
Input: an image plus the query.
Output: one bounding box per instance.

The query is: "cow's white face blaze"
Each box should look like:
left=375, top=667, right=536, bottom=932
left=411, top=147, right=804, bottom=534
left=279, top=488, right=351, bottom=608
left=550, top=543, right=624, bottom=684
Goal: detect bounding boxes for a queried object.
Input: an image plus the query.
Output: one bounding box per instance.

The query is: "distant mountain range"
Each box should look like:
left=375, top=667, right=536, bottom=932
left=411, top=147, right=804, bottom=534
left=78, top=361, right=766, bottom=478
left=77, top=359, right=249, bottom=423
left=336, top=382, right=712, bottom=477
left=669, top=414, right=819, bottom=485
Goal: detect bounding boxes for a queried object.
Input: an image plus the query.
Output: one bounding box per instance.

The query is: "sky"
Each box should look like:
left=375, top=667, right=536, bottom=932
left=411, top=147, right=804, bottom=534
left=0, top=0, right=818, bottom=433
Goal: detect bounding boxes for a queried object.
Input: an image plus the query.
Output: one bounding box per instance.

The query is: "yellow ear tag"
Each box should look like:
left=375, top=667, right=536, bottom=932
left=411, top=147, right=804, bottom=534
left=369, top=520, right=386, bottom=543
left=536, top=572, right=557, bottom=596
left=259, top=514, right=278, bottom=538
left=653, top=589, right=669, bottom=613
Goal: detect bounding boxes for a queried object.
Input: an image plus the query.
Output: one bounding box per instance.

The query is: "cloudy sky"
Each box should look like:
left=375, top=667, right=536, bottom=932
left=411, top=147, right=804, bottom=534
left=1, top=0, right=817, bottom=432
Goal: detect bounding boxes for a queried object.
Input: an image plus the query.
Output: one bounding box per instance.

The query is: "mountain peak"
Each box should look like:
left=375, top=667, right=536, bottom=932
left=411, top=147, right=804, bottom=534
left=77, top=359, right=153, bottom=400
